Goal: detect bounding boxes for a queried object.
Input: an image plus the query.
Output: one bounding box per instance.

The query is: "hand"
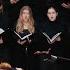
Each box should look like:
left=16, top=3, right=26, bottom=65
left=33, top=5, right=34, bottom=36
left=28, top=39, right=32, bottom=43
left=47, top=39, right=56, bottom=44
left=27, top=37, right=32, bottom=43
left=34, top=51, right=41, bottom=54
left=10, top=0, right=19, bottom=4
left=0, top=4, right=3, bottom=11
left=0, top=36, right=3, bottom=44
left=61, top=3, right=70, bottom=9
left=56, top=36, right=61, bottom=41
left=17, top=39, right=27, bottom=45
left=41, top=48, right=51, bottom=54
left=47, top=36, right=61, bottom=44
left=41, top=51, right=49, bottom=54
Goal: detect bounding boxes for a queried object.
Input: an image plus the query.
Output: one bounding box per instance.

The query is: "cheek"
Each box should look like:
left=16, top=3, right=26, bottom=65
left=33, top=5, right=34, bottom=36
left=47, top=15, right=51, bottom=19
left=22, top=14, right=26, bottom=19
left=47, top=14, right=50, bottom=18
left=53, top=13, right=57, bottom=17
left=22, top=14, right=29, bottom=18
left=22, top=14, right=30, bottom=21
left=53, top=14, right=57, bottom=19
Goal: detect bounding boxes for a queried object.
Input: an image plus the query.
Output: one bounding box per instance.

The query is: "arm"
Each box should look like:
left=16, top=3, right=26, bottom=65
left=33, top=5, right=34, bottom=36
left=34, top=48, right=51, bottom=55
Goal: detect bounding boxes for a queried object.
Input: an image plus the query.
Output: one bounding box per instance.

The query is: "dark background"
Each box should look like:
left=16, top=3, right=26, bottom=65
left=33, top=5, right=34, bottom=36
left=2, top=0, right=70, bottom=70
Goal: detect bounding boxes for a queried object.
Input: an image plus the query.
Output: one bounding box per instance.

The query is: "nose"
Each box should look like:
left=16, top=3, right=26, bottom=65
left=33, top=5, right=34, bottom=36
left=50, top=15, right=53, bottom=18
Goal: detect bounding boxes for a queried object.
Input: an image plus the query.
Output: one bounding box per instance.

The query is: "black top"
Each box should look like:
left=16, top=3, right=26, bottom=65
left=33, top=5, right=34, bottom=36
left=3, top=0, right=24, bottom=18
left=0, top=13, right=9, bottom=31
left=28, top=28, right=51, bottom=55
left=42, top=18, right=65, bottom=38
left=41, top=18, right=65, bottom=56
left=3, top=0, right=24, bottom=29
left=19, top=30, right=30, bottom=37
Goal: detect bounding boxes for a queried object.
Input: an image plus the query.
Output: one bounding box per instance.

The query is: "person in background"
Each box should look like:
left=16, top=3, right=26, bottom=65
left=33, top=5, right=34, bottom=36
left=3, top=0, right=24, bottom=30
left=0, top=62, right=12, bottom=70
left=54, top=0, right=70, bottom=62
left=0, top=0, right=10, bottom=64
left=0, top=62, right=23, bottom=70
left=53, top=0, right=70, bottom=34
left=1, top=0, right=24, bottom=67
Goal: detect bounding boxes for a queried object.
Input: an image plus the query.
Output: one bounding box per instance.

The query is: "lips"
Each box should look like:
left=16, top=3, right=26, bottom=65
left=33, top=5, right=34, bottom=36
left=51, top=17, right=54, bottom=19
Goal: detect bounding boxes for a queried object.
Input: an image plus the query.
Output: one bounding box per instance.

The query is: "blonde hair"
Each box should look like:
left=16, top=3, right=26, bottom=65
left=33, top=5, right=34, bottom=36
left=0, top=62, right=12, bottom=70
left=16, top=6, right=35, bottom=33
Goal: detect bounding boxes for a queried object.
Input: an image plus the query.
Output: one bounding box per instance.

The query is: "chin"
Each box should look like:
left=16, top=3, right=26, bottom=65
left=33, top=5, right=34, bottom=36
left=50, top=19, right=56, bottom=21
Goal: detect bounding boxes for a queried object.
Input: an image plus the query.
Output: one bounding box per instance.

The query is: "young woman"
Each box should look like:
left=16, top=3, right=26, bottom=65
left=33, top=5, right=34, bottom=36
left=9, top=6, right=35, bottom=69
left=35, top=5, right=65, bottom=70
left=15, top=6, right=35, bottom=45
left=43, top=5, right=65, bottom=56
left=12, top=5, right=50, bottom=70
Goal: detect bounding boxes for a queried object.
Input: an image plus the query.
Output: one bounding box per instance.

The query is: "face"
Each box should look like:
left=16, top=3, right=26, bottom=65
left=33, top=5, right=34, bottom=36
left=47, top=7, right=58, bottom=21
left=22, top=9, right=30, bottom=22
left=10, top=0, right=19, bottom=4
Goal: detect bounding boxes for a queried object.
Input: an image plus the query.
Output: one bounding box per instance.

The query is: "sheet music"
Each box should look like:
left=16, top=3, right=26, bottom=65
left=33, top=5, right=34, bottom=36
left=14, top=31, right=32, bottom=40
left=0, top=28, right=5, bottom=34
left=43, top=32, right=61, bottom=43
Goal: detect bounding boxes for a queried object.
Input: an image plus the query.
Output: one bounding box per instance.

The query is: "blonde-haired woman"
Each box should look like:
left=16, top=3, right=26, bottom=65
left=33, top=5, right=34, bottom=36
left=11, top=6, right=35, bottom=69
left=16, top=6, right=35, bottom=45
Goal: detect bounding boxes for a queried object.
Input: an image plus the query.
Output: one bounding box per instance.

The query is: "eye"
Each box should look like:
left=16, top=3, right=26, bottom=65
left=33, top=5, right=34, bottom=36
left=48, top=12, right=51, bottom=14
left=52, top=12, right=55, bottom=14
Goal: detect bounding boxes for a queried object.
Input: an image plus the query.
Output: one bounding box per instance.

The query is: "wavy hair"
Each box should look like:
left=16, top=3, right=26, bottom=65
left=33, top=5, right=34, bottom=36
left=16, top=6, right=35, bottom=33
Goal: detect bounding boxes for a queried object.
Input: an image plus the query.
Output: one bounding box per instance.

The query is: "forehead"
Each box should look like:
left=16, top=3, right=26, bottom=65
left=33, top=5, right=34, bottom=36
left=23, top=9, right=29, bottom=13
left=48, top=8, right=56, bottom=12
